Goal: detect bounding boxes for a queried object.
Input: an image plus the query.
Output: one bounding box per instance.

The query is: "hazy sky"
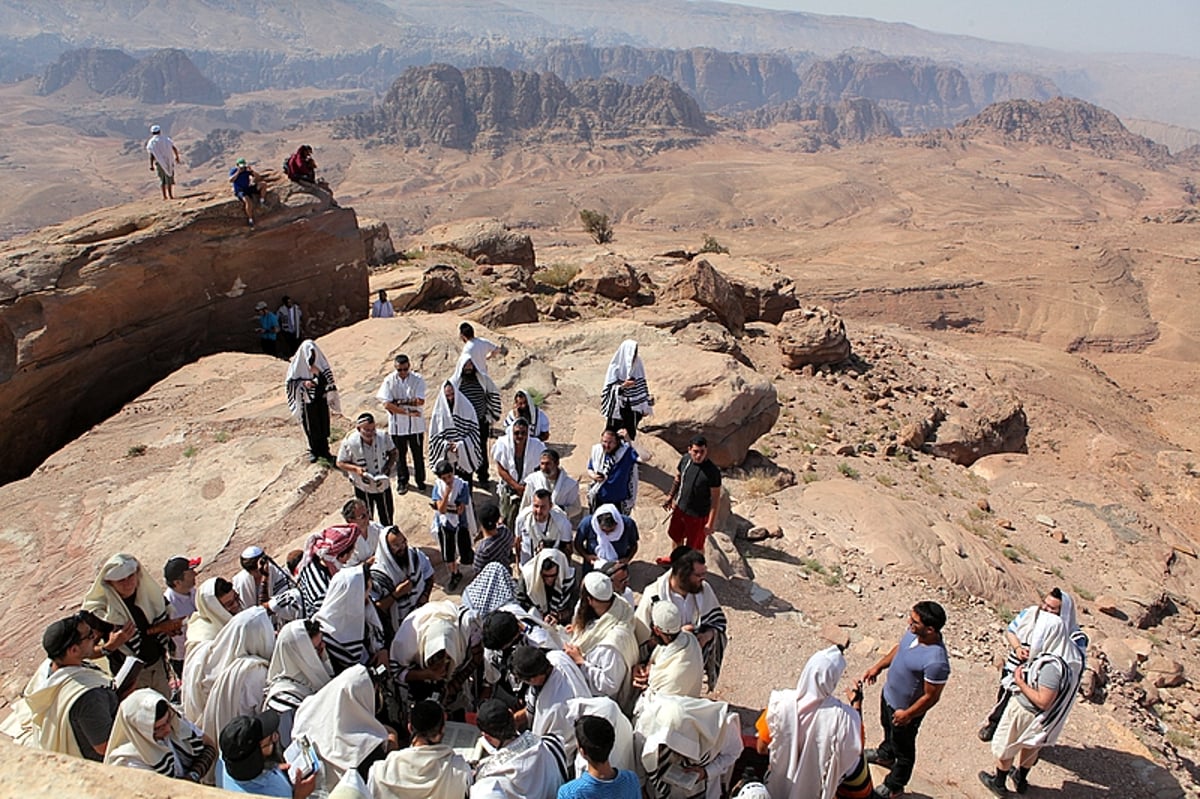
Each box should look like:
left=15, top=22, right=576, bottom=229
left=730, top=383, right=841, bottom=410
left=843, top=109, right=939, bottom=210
left=724, top=0, right=1200, bottom=59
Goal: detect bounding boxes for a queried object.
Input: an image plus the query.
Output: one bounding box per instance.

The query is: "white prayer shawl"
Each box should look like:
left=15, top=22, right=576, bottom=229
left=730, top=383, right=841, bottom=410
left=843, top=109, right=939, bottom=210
left=600, top=339, right=653, bottom=420
left=636, top=572, right=728, bottom=690
left=368, top=744, right=473, bottom=799
left=520, top=469, right=583, bottom=522
left=265, top=619, right=335, bottom=714
left=390, top=600, right=467, bottom=671
left=6, top=663, right=113, bottom=758
left=370, top=537, right=434, bottom=633
left=520, top=548, right=575, bottom=618
left=1005, top=613, right=1083, bottom=751
left=565, top=696, right=637, bottom=775
left=504, top=390, right=550, bottom=440
left=765, top=646, right=862, bottom=799
left=471, top=731, right=569, bottom=799
left=185, top=577, right=234, bottom=655
left=145, top=134, right=176, bottom=175
left=646, top=631, right=705, bottom=701
left=315, top=568, right=383, bottom=672
left=453, top=352, right=502, bottom=422
left=588, top=503, right=627, bottom=562
left=81, top=553, right=169, bottom=659
left=635, top=695, right=741, bottom=799
left=182, top=607, right=274, bottom=729
left=515, top=505, right=574, bottom=566
left=429, top=380, right=482, bottom=473
left=531, top=650, right=592, bottom=750
left=293, top=665, right=387, bottom=781
left=286, top=340, right=341, bottom=421
left=202, top=652, right=269, bottom=749
left=492, top=426, right=546, bottom=486
left=105, top=688, right=206, bottom=778
left=572, top=595, right=640, bottom=707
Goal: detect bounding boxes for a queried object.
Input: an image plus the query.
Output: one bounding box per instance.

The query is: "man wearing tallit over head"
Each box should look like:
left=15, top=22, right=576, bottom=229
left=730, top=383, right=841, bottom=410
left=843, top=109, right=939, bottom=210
left=389, top=599, right=468, bottom=705
left=760, top=645, right=871, bottom=799
left=264, top=618, right=334, bottom=748
left=292, top=664, right=390, bottom=793
left=632, top=602, right=704, bottom=710
left=314, top=565, right=387, bottom=674
left=198, top=607, right=276, bottom=746
left=105, top=688, right=218, bottom=782
left=600, top=339, right=653, bottom=441
left=452, top=352, right=502, bottom=486
left=82, top=553, right=180, bottom=697
left=562, top=572, right=641, bottom=712
left=285, top=339, right=341, bottom=463
left=183, top=576, right=238, bottom=663
left=980, top=613, right=1084, bottom=796
left=635, top=693, right=742, bottom=799
left=368, top=699, right=472, bottom=799
left=369, top=524, right=435, bottom=645
left=517, top=547, right=578, bottom=627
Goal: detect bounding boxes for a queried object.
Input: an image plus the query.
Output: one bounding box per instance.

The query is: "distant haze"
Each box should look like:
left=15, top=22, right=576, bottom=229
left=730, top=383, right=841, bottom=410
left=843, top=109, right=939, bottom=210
left=726, top=0, right=1200, bottom=59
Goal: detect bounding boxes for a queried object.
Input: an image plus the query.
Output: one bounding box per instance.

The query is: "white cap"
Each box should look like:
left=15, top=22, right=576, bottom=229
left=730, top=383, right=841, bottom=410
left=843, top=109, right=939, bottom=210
left=150, top=124, right=161, bottom=134
left=583, top=571, right=613, bottom=602
left=241, top=546, right=264, bottom=559
left=651, top=601, right=683, bottom=635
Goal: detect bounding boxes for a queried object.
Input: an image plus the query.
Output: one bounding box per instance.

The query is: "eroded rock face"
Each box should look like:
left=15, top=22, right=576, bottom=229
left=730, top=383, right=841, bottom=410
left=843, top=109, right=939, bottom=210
left=777, top=306, right=851, bottom=368
left=570, top=255, right=640, bottom=301
left=395, top=264, right=467, bottom=312
left=428, top=219, right=535, bottom=269
left=359, top=216, right=395, bottom=265
left=926, top=395, right=1029, bottom=467
left=469, top=294, right=539, bottom=328
left=0, top=191, right=367, bottom=483
left=660, top=258, right=745, bottom=335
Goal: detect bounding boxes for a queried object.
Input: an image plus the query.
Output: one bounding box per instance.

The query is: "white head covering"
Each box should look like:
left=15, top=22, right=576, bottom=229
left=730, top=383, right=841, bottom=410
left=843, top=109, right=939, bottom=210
left=285, top=339, right=341, bottom=419
left=81, top=553, right=167, bottom=630
left=635, top=694, right=730, bottom=769
left=651, top=601, right=683, bottom=635
left=292, top=664, right=386, bottom=774
left=520, top=548, right=573, bottom=615
left=452, top=351, right=500, bottom=406
left=583, top=572, right=614, bottom=602
left=182, top=606, right=274, bottom=726
left=313, top=567, right=368, bottom=647
left=185, top=577, right=234, bottom=649
left=504, top=389, right=547, bottom=436
left=265, top=619, right=335, bottom=710
left=201, top=607, right=275, bottom=744
left=589, top=504, right=624, bottom=562
left=104, top=688, right=198, bottom=776
left=601, top=339, right=652, bottom=419
left=428, top=379, right=481, bottom=473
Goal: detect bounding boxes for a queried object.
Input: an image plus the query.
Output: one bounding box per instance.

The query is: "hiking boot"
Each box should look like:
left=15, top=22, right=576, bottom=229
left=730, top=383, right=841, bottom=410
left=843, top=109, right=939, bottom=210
left=978, top=722, right=998, bottom=742
left=865, top=748, right=895, bottom=768
left=397, top=482, right=409, bottom=495
left=978, top=770, right=1009, bottom=797
left=873, top=786, right=903, bottom=798
left=1011, top=767, right=1029, bottom=794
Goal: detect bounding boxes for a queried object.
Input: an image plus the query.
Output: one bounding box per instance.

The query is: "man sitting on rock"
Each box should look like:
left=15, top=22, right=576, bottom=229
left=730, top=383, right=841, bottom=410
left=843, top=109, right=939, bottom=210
left=229, top=157, right=261, bottom=228
left=284, top=144, right=337, bottom=206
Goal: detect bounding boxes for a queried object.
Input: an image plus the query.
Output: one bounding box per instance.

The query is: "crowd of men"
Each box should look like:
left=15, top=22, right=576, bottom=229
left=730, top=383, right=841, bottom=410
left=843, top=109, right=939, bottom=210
left=3, top=316, right=1091, bottom=798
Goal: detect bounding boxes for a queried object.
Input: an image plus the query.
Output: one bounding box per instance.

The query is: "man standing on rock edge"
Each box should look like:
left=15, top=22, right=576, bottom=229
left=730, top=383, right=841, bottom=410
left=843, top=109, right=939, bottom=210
left=378, top=353, right=427, bottom=495
left=146, top=124, right=180, bottom=200
left=661, top=435, right=721, bottom=564
left=862, top=601, right=951, bottom=799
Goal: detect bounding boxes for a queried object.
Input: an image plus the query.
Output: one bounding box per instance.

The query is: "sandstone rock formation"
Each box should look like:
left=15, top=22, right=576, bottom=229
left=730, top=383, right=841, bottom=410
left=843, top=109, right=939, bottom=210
left=728, top=274, right=799, bottom=325
left=0, top=190, right=366, bottom=484
left=391, top=264, right=468, bottom=312
left=359, top=216, right=396, bottom=266
left=36, top=47, right=137, bottom=95
left=739, top=97, right=899, bottom=147
left=337, top=64, right=711, bottom=149
left=777, top=306, right=852, bottom=368
left=428, top=219, right=536, bottom=269
left=105, top=48, right=224, bottom=105
left=469, top=294, right=539, bottom=328
left=925, top=395, right=1029, bottom=467
left=569, top=255, right=641, bottom=301
left=660, top=258, right=745, bottom=335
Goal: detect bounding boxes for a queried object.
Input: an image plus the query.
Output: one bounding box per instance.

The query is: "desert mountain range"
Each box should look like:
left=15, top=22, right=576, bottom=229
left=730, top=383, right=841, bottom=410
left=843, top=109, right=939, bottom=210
left=2, top=2, right=1200, bottom=797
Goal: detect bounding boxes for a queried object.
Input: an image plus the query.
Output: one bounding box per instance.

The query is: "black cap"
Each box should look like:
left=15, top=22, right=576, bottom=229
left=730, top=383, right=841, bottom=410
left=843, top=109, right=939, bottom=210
left=163, top=556, right=201, bottom=584
left=481, top=611, right=520, bottom=651
left=476, top=699, right=515, bottom=739
left=219, top=711, right=279, bottom=782
left=42, top=617, right=79, bottom=659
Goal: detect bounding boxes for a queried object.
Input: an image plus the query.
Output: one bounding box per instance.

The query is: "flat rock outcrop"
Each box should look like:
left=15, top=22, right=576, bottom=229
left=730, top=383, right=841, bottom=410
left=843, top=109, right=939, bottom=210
left=427, top=219, right=536, bottom=269
left=0, top=190, right=366, bottom=484
left=777, top=306, right=851, bottom=368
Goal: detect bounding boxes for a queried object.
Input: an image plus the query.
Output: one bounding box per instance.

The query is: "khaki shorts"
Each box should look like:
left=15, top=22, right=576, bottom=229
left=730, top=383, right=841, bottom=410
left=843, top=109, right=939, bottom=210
left=155, top=163, right=174, bottom=186
left=992, top=699, right=1038, bottom=761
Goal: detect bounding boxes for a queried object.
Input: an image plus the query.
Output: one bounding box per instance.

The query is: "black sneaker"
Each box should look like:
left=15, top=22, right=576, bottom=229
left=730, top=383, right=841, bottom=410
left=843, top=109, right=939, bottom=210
left=397, top=482, right=409, bottom=495
left=1011, top=768, right=1029, bottom=794
left=873, top=786, right=903, bottom=798
left=447, top=572, right=463, bottom=591
left=978, top=771, right=1008, bottom=797
left=866, top=749, right=895, bottom=768
left=978, top=722, right=997, bottom=742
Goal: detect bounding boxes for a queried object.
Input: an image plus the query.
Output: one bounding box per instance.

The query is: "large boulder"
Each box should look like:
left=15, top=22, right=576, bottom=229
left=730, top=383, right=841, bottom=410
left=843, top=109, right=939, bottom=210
left=469, top=294, right=539, bottom=328
left=729, top=274, right=799, bottom=324
left=660, top=258, right=745, bottom=335
left=427, top=219, right=535, bottom=269
left=926, top=394, right=1028, bottom=467
left=395, top=264, right=467, bottom=312
left=570, top=255, right=640, bottom=301
left=777, top=306, right=851, bottom=368
left=359, top=216, right=395, bottom=266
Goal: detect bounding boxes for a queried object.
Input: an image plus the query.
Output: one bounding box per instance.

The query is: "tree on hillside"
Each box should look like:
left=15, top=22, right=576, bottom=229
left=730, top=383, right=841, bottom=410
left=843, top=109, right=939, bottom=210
left=580, top=209, right=614, bottom=244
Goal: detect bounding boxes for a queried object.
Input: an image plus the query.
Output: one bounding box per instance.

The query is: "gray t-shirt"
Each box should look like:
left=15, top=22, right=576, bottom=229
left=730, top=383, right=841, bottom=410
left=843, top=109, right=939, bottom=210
left=1015, top=655, right=1064, bottom=712
left=70, top=685, right=120, bottom=761
left=883, top=630, right=951, bottom=711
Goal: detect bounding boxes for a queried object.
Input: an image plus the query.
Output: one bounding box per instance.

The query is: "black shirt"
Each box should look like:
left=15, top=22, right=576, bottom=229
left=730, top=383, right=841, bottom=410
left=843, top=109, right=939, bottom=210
left=676, top=455, right=722, bottom=518
left=69, top=684, right=120, bottom=761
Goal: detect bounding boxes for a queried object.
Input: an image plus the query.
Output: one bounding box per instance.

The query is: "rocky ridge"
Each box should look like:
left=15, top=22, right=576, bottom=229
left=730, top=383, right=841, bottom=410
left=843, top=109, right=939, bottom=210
left=38, top=47, right=224, bottom=105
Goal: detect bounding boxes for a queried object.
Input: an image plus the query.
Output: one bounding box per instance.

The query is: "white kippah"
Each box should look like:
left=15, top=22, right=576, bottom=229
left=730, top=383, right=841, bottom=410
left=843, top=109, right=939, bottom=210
left=651, top=601, right=683, bottom=635
left=241, top=546, right=265, bottom=559
left=583, top=571, right=613, bottom=602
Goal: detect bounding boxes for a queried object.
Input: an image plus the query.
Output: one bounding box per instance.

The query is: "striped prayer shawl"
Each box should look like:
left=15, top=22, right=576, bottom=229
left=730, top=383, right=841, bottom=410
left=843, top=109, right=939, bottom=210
left=297, top=560, right=332, bottom=617
left=601, top=375, right=651, bottom=421
left=286, top=365, right=336, bottom=419
left=458, top=374, right=500, bottom=425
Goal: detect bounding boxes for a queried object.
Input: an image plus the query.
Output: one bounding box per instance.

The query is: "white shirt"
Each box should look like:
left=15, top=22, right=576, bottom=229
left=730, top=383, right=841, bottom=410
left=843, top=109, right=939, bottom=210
left=462, top=336, right=500, bottom=376
left=277, top=303, right=302, bottom=335
left=164, top=587, right=195, bottom=660
left=145, top=134, right=176, bottom=176
left=371, top=300, right=395, bottom=318
left=337, top=430, right=396, bottom=493
left=520, top=470, right=583, bottom=523
left=347, top=520, right=386, bottom=568
left=514, top=505, right=573, bottom=565
left=376, top=371, right=426, bottom=436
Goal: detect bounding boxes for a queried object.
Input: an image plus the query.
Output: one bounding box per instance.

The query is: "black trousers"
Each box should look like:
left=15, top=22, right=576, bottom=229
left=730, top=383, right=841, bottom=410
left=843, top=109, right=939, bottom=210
left=438, top=522, right=474, bottom=567
left=606, top=405, right=641, bottom=440
left=280, top=331, right=299, bottom=357
left=476, top=419, right=491, bottom=483
left=876, top=694, right=926, bottom=791
left=356, top=487, right=394, bottom=526
left=302, top=397, right=332, bottom=459
left=259, top=337, right=278, bottom=357
left=392, top=433, right=426, bottom=488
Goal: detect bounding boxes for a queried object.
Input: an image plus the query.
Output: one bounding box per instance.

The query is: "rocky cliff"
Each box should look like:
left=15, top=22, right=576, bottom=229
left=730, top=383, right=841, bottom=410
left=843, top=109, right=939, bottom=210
left=337, top=64, right=711, bottom=150
left=738, top=97, right=899, bottom=148
left=0, top=188, right=367, bottom=484
left=955, top=97, right=1172, bottom=161
left=35, top=47, right=137, bottom=95
left=105, top=48, right=224, bottom=105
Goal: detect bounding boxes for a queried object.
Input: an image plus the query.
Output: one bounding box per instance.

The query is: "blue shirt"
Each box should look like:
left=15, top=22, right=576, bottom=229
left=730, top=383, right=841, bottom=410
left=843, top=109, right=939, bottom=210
left=259, top=311, right=279, bottom=340
left=230, top=166, right=255, bottom=193
left=557, top=769, right=641, bottom=799
left=574, top=514, right=639, bottom=561
left=216, top=759, right=292, bottom=797
left=883, top=630, right=951, bottom=711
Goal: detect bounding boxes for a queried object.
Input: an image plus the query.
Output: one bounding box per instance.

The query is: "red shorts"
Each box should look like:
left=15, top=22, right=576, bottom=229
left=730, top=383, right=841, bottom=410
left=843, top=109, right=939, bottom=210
left=668, top=508, right=708, bottom=550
